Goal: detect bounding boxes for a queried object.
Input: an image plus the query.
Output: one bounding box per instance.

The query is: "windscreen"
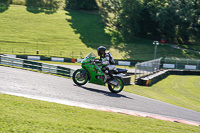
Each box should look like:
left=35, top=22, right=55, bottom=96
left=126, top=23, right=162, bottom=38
left=85, top=52, right=96, bottom=59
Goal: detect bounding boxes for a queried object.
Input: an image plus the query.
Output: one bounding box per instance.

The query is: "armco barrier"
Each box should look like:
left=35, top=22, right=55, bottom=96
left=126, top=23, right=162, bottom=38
left=23, top=60, right=42, bottom=71
left=0, top=55, right=73, bottom=78
left=42, top=63, right=57, bottom=74
left=0, top=56, right=24, bottom=68
left=57, top=66, right=71, bottom=76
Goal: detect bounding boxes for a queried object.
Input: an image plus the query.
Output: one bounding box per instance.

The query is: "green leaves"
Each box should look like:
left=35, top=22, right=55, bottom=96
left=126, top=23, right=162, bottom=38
left=66, top=0, right=98, bottom=10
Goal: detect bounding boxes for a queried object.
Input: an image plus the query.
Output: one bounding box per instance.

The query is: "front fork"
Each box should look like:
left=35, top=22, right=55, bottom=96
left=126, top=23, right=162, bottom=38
left=81, top=69, right=87, bottom=75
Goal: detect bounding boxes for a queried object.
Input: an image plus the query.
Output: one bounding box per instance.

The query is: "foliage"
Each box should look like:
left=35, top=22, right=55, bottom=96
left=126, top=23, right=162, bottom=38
left=150, top=0, right=194, bottom=43
left=65, top=0, right=98, bottom=10
left=96, top=0, right=200, bottom=44
left=97, top=0, right=142, bottom=40
left=0, top=0, right=11, bottom=13
left=118, top=0, right=142, bottom=39
left=0, top=0, right=12, bottom=3
left=26, top=0, right=60, bottom=9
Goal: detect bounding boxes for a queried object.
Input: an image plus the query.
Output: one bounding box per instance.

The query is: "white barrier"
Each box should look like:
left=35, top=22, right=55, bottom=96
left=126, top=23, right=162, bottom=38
left=77, top=59, right=83, bottom=63
left=118, top=61, right=131, bottom=66
left=163, top=64, right=175, bottom=69
left=51, top=57, right=64, bottom=62
left=185, top=65, right=197, bottom=70
left=28, top=56, right=41, bottom=60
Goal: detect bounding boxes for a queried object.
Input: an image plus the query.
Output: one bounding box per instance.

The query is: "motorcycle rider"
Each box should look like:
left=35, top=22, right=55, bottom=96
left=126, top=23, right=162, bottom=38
left=97, top=46, right=116, bottom=85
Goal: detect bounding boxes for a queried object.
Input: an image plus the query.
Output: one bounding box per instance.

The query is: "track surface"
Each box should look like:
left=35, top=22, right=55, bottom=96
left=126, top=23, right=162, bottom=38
left=0, top=66, right=200, bottom=123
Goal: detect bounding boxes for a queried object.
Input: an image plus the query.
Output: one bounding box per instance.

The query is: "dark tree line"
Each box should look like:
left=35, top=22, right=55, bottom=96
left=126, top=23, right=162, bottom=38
left=0, top=0, right=11, bottom=3
left=65, top=0, right=98, bottom=10
left=25, top=0, right=60, bottom=9
left=0, top=0, right=11, bottom=13
left=66, top=0, right=200, bottom=44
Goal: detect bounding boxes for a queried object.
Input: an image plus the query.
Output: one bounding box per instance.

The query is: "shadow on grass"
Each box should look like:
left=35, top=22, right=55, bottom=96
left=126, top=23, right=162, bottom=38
left=0, top=3, right=9, bottom=13
left=65, top=10, right=154, bottom=60
left=26, top=6, right=57, bottom=14
left=65, top=10, right=124, bottom=51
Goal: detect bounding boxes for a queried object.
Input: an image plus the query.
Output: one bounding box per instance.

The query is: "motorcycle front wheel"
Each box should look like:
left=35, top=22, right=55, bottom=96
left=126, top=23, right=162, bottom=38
left=73, top=69, right=88, bottom=86
left=108, top=77, right=124, bottom=93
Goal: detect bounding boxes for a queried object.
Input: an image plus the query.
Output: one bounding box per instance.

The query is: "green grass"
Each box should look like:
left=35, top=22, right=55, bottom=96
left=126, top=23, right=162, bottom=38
left=125, top=75, right=200, bottom=112
left=1, top=4, right=200, bottom=60
left=0, top=94, right=200, bottom=132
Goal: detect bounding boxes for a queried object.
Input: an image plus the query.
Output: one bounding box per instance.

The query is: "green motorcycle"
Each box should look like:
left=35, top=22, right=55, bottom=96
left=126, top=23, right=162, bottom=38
left=72, top=52, right=127, bottom=93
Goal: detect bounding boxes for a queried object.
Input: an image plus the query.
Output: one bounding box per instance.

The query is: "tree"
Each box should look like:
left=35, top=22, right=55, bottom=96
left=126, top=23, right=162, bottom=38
left=0, top=0, right=11, bottom=13
left=66, top=0, right=98, bottom=10
left=138, top=0, right=197, bottom=43
left=118, top=0, right=142, bottom=39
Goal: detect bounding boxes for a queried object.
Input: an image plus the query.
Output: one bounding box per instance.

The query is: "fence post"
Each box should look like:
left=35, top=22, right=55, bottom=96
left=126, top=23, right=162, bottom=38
left=134, top=63, right=138, bottom=83
left=71, top=51, right=74, bottom=58
left=80, top=52, right=83, bottom=58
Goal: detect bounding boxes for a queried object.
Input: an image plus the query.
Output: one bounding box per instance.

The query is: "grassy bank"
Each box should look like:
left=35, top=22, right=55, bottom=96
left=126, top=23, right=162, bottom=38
left=1, top=4, right=200, bottom=60
left=0, top=94, right=200, bottom=132
left=125, top=75, right=200, bottom=112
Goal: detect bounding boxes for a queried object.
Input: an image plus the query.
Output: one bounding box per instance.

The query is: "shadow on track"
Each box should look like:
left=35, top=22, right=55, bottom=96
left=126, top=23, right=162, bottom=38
left=74, top=84, right=133, bottom=100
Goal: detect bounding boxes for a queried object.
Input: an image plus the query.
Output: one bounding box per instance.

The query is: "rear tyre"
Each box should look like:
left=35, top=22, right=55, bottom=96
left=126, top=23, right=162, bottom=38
left=108, top=77, right=124, bottom=93
left=73, top=69, right=88, bottom=86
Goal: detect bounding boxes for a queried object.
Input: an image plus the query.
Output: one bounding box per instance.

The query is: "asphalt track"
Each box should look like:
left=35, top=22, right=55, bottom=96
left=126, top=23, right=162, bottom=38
left=0, top=66, right=200, bottom=126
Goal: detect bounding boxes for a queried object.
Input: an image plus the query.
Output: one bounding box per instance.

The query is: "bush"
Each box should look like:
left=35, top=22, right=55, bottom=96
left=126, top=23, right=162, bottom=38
left=66, top=0, right=98, bottom=10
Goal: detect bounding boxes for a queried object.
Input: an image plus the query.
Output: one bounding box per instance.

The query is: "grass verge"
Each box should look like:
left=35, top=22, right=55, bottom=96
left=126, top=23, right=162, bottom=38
left=0, top=94, right=200, bottom=132
left=125, top=75, right=200, bottom=112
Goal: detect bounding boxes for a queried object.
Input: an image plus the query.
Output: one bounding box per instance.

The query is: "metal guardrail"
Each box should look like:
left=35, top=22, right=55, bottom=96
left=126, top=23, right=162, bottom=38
left=0, top=55, right=74, bottom=78
left=135, top=57, right=162, bottom=84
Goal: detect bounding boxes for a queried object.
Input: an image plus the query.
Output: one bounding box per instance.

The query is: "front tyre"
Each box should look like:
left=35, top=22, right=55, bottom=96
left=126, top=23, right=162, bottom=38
left=73, top=69, right=88, bottom=86
left=108, top=77, right=124, bottom=93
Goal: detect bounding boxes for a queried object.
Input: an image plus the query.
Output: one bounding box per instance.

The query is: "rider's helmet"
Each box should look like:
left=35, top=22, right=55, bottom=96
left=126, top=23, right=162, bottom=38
left=97, top=46, right=106, bottom=56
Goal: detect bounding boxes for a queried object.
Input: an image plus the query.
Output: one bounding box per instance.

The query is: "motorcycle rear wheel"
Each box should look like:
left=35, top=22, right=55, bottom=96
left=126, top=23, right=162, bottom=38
left=73, top=69, right=88, bottom=86
left=108, top=77, right=124, bottom=93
